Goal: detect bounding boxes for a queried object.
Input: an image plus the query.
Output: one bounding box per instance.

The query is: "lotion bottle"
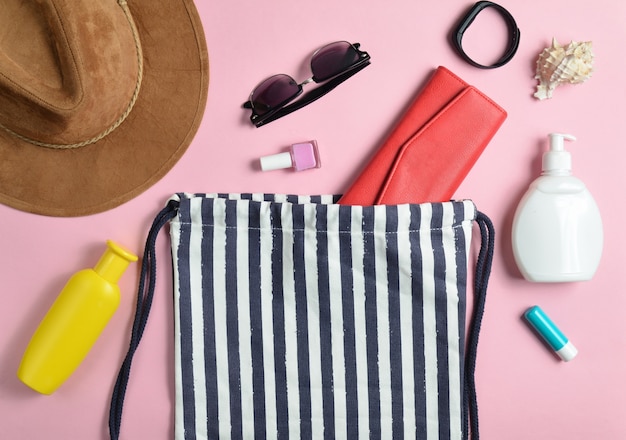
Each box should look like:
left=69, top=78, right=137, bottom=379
left=512, top=133, right=603, bottom=282
left=17, top=240, right=138, bottom=394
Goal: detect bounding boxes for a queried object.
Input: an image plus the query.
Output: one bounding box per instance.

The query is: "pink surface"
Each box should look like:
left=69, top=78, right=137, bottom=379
left=2, top=1, right=625, bottom=438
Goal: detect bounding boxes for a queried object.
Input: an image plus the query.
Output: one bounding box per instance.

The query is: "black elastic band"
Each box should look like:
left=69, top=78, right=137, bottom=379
left=452, top=1, right=520, bottom=69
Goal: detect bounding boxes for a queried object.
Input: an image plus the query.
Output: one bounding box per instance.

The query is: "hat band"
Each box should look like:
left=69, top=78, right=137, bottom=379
left=0, top=0, right=143, bottom=150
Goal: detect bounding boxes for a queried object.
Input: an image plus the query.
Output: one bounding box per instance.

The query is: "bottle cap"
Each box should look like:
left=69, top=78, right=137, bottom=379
left=555, top=341, right=578, bottom=362
left=260, top=152, right=293, bottom=171
left=94, top=240, right=138, bottom=283
left=542, top=133, right=575, bottom=175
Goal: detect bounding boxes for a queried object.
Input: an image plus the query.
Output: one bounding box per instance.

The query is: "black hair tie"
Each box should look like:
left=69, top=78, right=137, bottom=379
left=452, top=1, right=520, bottom=69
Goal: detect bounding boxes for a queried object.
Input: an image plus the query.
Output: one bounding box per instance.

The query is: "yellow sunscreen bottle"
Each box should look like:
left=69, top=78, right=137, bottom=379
left=17, top=240, right=138, bottom=394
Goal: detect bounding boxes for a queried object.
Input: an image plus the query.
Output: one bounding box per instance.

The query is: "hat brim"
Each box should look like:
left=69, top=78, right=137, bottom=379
left=0, top=0, right=209, bottom=217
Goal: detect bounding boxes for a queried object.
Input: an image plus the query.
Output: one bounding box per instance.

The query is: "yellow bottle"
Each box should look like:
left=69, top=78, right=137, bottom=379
left=17, top=240, right=138, bottom=394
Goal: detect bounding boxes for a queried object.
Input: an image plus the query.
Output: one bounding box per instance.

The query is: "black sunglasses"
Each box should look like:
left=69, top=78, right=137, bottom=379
left=243, top=41, right=371, bottom=127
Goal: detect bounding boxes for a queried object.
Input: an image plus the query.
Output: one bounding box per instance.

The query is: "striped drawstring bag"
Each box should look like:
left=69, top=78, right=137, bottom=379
left=109, top=193, right=494, bottom=440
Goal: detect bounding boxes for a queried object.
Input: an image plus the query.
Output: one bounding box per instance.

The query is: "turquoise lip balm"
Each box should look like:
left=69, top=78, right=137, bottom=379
left=524, top=305, right=578, bottom=362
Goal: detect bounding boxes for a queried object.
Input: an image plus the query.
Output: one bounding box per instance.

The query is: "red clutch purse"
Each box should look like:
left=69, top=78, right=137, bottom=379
left=339, top=66, right=507, bottom=205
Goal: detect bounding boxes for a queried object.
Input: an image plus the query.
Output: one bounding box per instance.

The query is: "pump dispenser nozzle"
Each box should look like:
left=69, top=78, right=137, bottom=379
left=543, top=133, right=576, bottom=175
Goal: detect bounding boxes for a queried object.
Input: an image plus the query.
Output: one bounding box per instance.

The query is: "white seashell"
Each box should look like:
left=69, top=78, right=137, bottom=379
left=534, top=38, right=594, bottom=100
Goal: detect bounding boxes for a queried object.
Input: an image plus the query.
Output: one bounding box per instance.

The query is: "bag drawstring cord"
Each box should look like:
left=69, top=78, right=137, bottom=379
left=109, top=203, right=494, bottom=440
left=463, top=211, right=495, bottom=440
left=109, top=200, right=179, bottom=440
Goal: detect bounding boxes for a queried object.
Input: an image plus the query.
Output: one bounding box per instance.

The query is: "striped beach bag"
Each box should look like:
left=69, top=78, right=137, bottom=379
left=109, top=193, right=494, bottom=440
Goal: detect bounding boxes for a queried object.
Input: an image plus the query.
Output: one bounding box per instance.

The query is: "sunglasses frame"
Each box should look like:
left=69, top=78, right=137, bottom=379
left=243, top=42, right=371, bottom=127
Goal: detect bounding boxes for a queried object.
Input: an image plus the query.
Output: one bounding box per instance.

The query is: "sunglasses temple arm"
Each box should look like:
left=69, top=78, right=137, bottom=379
left=255, top=61, right=370, bottom=127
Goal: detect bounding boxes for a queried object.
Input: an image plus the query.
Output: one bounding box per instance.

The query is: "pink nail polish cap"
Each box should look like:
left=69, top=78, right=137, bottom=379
left=260, top=140, right=321, bottom=172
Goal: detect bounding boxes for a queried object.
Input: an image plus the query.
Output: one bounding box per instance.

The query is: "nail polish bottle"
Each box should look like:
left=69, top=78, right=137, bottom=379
left=260, top=140, right=321, bottom=171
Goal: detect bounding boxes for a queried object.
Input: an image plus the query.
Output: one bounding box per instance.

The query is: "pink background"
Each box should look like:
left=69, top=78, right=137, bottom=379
left=2, top=0, right=625, bottom=438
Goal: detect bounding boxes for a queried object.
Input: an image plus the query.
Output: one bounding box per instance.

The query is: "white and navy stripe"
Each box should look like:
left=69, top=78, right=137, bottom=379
left=170, top=194, right=476, bottom=440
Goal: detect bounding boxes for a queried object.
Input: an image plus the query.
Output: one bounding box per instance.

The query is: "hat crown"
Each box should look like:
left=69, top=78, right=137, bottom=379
left=0, top=0, right=140, bottom=148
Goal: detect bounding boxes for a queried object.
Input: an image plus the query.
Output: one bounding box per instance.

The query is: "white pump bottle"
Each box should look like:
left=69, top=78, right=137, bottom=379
left=512, top=133, right=603, bottom=282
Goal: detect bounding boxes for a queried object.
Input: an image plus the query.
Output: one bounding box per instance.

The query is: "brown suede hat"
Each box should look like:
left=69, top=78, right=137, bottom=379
left=0, top=0, right=209, bottom=216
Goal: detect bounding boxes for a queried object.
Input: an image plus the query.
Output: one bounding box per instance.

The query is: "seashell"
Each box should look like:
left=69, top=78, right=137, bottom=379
left=534, top=38, right=594, bottom=100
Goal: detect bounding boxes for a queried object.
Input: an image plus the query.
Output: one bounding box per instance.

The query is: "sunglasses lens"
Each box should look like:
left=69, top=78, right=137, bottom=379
left=250, top=74, right=301, bottom=115
left=311, top=41, right=361, bottom=82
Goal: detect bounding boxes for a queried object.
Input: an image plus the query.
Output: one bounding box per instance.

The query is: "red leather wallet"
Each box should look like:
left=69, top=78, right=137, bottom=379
left=339, top=66, right=507, bottom=205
